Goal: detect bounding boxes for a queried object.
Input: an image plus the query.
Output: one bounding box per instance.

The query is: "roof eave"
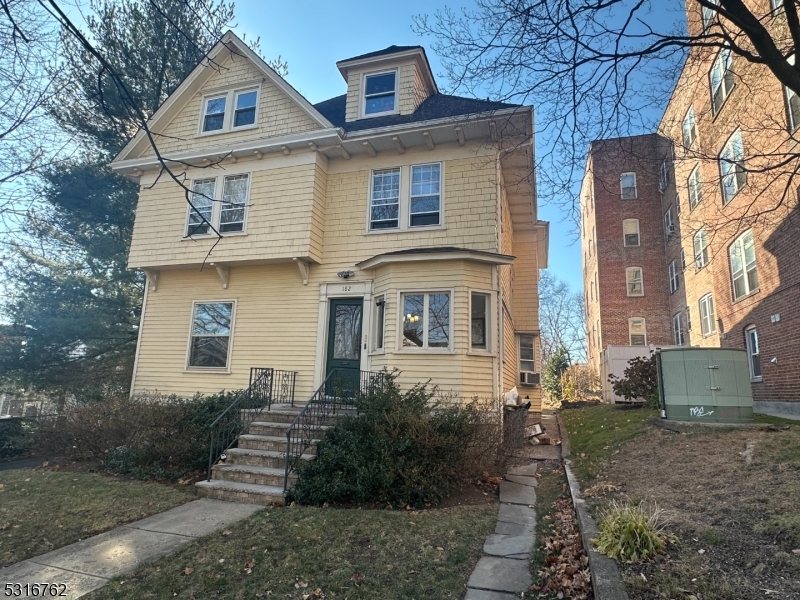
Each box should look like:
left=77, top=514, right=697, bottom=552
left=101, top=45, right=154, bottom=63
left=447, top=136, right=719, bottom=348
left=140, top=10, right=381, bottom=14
left=356, top=249, right=516, bottom=270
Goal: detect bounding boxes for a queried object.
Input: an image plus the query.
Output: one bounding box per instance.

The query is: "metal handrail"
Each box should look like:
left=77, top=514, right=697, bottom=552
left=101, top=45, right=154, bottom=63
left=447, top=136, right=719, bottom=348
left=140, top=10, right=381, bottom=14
left=206, top=367, right=297, bottom=480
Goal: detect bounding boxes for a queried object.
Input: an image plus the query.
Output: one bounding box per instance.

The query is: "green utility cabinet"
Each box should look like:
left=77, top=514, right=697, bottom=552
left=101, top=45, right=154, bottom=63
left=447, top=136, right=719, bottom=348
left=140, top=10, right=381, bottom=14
left=656, top=348, right=753, bottom=423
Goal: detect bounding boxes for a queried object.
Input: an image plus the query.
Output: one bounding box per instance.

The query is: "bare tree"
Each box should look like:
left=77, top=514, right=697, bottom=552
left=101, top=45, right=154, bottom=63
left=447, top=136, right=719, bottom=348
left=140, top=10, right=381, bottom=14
left=538, top=271, right=586, bottom=363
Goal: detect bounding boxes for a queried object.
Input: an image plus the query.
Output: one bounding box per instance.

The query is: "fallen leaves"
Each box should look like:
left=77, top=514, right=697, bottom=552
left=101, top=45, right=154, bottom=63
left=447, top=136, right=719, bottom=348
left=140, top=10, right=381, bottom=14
left=182, top=567, right=193, bottom=576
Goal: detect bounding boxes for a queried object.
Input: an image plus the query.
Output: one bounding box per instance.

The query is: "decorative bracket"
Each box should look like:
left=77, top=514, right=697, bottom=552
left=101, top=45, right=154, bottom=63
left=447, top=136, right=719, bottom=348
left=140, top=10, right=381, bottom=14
left=363, top=140, right=377, bottom=157
left=210, top=263, right=230, bottom=289
left=293, top=258, right=310, bottom=285
left=423, top=131, right=435, bottom=150
left=455, top=126, right=466, bottom=146
left=142, top=268, right=159, bottom=292
left=392, top=136, right=406, bottom=154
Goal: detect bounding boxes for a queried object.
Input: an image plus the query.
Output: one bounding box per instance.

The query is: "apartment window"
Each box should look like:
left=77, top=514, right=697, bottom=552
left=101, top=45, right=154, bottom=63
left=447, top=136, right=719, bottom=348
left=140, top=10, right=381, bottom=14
left=720, top=130, right=746, bottom=203
left=693, top=228, right=709, bottom=268
left=470, top=292, right=491, bottom=350
left=519, top=334, right=535, bottom=373
left=364, top=71, right=397, bottom=116
left=659, top=160, right=670, bottom=191
left=688, top=164, right=702, bottom=209
left=664, top=207, right=674, bottom=237
left=410, top=164, right=441, bottom=227
left=620, top=172, right=637, bottom=199
left=401, top=292, right=450, bottom=349
left=786, top=84, right=800, bottom=132
left=629, top=318, right=647, bottom=346
left=699, top=293, right=716, bottom=336
left=771, top=0, right=783, bottom=11
left=729, top=229, right=759, bottom=300
left=669, top=260, right=679, bottom=293
left=710, top=48, right=735, bottom=115
left=202, top=96, right=226, bottom=132
left=673, top=313, right=685, bottom=346
left=187, top=301, right=234, bottom=369
left=682, top=106, right=697, bottom=147
left=373, top=296, right=385, bottom=351
left=680, top=248, right=686, bottom=270
left=233, top=90, right=258, bottom=127
left=623, top=219, right=640, bottom=246
left=200, top=87, right=259, bottom=133
left=745, top=325, right=762, bottom=381
left=676, top=194, right=682, bottom=216
left=685, top=306, right=692, bottom=331
left=626, top=267, right=644, bottom=296
left=370, top=168, right=400, bottom=229
left=186, top=174, right=249, bottom=236
left=702, top=0, right=718, bottom=30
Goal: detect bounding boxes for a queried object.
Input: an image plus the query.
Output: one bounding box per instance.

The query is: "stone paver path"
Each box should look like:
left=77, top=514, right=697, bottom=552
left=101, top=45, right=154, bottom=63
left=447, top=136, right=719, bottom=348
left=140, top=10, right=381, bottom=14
left=0, top=499, right=260, bottom=599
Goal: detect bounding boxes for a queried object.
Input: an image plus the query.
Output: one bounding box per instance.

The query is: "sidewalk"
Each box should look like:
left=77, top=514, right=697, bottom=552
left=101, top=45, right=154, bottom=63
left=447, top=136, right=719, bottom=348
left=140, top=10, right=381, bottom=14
left=0, top=499, right=261, bottom=599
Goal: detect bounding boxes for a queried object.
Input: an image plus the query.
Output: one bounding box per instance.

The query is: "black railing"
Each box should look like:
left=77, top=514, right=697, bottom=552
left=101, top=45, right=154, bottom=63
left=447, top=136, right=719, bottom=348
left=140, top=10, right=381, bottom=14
left=207, top=367, right=297, bottom=480
left=283, top=369, right=386, bottom=491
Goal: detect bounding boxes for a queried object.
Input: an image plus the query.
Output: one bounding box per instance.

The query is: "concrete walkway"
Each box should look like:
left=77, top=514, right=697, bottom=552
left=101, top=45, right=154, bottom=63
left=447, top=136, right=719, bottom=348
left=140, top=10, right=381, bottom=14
left=0, top=499, right=261, bottom=599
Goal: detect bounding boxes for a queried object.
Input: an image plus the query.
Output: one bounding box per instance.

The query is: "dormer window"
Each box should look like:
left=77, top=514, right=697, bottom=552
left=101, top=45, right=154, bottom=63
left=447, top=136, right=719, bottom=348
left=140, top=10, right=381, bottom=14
left=364, top=71, right=397, bottom=116
left=199, top=86, right=260, bottom=134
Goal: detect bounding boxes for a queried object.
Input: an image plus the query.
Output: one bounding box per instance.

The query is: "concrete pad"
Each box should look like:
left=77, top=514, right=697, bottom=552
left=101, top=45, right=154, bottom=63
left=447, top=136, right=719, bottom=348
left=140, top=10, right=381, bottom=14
left=497, top=503, right=536, bottom=526
left=30, top=527, right=188, bottom=579
left=523, top=445, right=561, bottom=460
left=467, top=556, right=532, bottom=593
left=464, top=588, right=521, bottom=600
left=499, top=481, right=537, bottom=506
left=495, top=521, right=534, bottom=537
left=128, top=498, right=261, bottom=538
left=504, top=474, right=537, bottom=487
left=483, top=533, right=534, bottom=557
left=507, top=463, right=538, bottom=477
left=0, top=561, right=107, bottom=599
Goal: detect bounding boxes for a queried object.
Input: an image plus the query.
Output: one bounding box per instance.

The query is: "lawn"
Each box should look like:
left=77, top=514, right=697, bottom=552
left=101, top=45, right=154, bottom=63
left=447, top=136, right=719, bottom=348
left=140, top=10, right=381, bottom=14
left=562, top=404, right=800, bottom=600
left=86, top=503, right=497, bottom=600
left=0, top=469, right=192, bottom=567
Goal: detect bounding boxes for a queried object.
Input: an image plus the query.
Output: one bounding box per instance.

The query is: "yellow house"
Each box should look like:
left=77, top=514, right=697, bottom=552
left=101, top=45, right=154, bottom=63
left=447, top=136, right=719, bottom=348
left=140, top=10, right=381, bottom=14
left=111, top=32, right=549, bottom=412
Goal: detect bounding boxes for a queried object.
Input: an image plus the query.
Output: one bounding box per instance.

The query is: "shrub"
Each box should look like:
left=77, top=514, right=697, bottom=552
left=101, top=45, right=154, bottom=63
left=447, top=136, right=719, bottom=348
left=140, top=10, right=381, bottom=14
left=560, top=365, right=601, bottom=402
left=35, top=391, right=236, bottom=480
left=594, top=500, right=675, bottom=562
left=608, top=353, right=659, bottom=408
left=0, top=418, right=37, bottom=460
left=542, top=346, right=571, bottom=403
left=289, top=373, right=501, bottom=507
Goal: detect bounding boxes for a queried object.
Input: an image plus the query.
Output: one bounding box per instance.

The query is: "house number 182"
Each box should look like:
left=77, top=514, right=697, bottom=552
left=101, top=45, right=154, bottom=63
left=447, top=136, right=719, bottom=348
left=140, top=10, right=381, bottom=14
left=341, top=285, right=351, bottom=292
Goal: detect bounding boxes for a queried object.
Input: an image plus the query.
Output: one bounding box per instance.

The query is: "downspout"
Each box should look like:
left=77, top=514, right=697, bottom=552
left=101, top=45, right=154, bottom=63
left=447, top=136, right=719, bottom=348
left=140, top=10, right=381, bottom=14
left=496, top=152, right=504, bottom=401
left=129, top=272, right=149, bottom=397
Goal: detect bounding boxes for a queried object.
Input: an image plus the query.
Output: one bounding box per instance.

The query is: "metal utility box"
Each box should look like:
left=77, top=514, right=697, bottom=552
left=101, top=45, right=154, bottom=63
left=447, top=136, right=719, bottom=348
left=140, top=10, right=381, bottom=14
left=657, top=348, right=753, bottom=423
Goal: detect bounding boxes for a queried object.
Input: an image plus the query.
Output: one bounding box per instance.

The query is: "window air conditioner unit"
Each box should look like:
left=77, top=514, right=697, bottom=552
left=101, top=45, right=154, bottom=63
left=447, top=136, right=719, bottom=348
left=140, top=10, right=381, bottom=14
left=520, top=372, right=540, bottom=386
left=667, top=224, right=676, bottom=235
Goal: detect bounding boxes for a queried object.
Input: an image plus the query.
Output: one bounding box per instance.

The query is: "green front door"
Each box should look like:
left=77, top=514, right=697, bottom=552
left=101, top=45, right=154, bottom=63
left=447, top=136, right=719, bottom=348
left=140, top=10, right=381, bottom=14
left=325, top=298, right=363, bottom=395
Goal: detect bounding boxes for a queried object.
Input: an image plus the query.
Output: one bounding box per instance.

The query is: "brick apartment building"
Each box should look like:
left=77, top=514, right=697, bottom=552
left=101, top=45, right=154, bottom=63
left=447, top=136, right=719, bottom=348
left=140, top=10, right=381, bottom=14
left=582, top=1, right=800, bottom=413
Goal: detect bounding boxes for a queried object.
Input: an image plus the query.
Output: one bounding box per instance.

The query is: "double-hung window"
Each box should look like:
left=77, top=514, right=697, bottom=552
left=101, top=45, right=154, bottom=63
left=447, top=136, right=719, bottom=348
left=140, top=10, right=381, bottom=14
left=187, top=301, right=234, bottom=369
left=729, top=229, right=758, bottom=300
left=200, top=87, right=260, bottom=133
left=664, top=207, right=674, bottom=237
left=233, top=90, right=258, bottom=127
left=470, top=292, right=491, bottom=350
left=623, top=219, right=640, bottom=246
left=745, top=325, right=762, bottom=381
left=369, top=164, right=442, bottom=230
left=673, top=313, right=685, bottom=346
left=699, top=293, right=716, bottom=336
left=719, top=130, right=746, bottom=203
left=369, top=168, right=401, bottom=229
left=518, top=334, right=536, bottom=376
left=702, top=0, right=718, bottom=30
left=626, top=267, right=644, bottom=296
left=682, top=106, right=697, bottom=147
left=202, top=96, right=226, bottom=132
left=363, top=71, right=397, bottom=116
left=688, top=164, right=702, bottom=209
left=187, top=174, right=249, bottom=236
left=401, top=292, right=451, bottom=350
left=629, top=318, right=647, bottom=346
left=410, top=164, right=441, bottom=226
left=710, top=48, right=735, bottom=114
left=620, top=172, right=637, bottom=199
left=693, top=228, right=709, bottom=268
left=669, top=260, right=679, bottom=293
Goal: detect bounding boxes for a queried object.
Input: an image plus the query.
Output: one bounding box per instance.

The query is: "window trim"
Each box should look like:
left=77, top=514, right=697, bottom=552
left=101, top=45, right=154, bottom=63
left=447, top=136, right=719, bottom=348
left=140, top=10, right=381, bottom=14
left=693, top=228, right=709, bottom=269
left=673, top=313, right=685, bottom=346
left=396, top=288, right=455, bottom=353
left=620, top=172, right=638, bottom=199
left=361, top=69, right=399, bottom=119
left=719, top=129, right=746, bottom=204
left=682, top=105, right=697, bottom=147
left=184, top=172, right=251, bottom=238
left=626, top=266, right=644, bottom=297
left=622, top=218, right=640, bottom=247
left=409, top=162, right=442, bottom=228
left=184, top=299, right=237, bottom=372
left=628, top=317, right=647, bottom=346
left=366, top=163, right=446, bottom=233
left=469, top=289, right=494, bottom=354
left=699, top=293, right=717, bottom=336
left=729, top=229, right=759, bottom=301
left=744, top=325, right=763, bottom=382
left=368, top=167, right=401, bottom=231
left=370, top=295, right=386, bottom=354
left=517, top=332, right=537, bottom=380
left=197, top=84, right=261, bottom=136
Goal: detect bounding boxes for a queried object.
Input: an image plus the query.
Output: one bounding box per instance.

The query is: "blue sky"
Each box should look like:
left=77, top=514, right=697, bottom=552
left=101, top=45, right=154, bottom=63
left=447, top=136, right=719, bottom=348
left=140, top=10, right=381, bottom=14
left=234, top=0, right=586, bottom=292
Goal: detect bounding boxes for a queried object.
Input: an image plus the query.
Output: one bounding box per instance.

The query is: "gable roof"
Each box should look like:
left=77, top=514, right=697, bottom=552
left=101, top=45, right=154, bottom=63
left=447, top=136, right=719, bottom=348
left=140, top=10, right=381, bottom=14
left=314, top=93, right=521, bottom=134
left=112, top=30, right=335, bottom=164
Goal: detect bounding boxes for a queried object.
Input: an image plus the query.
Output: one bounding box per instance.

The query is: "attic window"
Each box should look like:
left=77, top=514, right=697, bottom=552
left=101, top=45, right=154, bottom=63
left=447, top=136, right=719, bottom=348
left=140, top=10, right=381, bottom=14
left=234, top=91, right=257, bottom=127
left=199, top=86, right=260, bottom=134
left=203, top=96, right=227, bottom=132
left=364, top=71, right=396, bottom=116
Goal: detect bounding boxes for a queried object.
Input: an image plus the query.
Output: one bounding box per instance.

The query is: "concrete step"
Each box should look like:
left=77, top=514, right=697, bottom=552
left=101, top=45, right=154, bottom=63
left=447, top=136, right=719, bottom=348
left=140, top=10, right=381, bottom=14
left=225, top=447, right=315, bottom=469
left=235, top=433, right=318, bottom=454
left=212, top=464, right=294, bottom=487
left=195, top=479, right=285, bottom=506
left=242, top=422, right=332, bottom=438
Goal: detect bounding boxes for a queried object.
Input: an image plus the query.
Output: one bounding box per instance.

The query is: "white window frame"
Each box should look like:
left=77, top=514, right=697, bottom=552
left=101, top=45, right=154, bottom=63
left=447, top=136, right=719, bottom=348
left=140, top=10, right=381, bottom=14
left=628, top=318, right=647, bottom=346
left=626, top=266, right=644, bottom=297
left=368, top=167, right=401, bottom=231
left=518, top=333, right=536, bottom=378
left=719, top=130, right=746, bottom=204
left=664, top=207, right=674, bottom=237
left=469, top=290, right=493, bottom=353
left=185, top=173, right=250, bottom=238
left=729, top=229, right=759, bottom=300
left=688, top=164, right=703, bottom=209
left=699, top=293, right=717, bottom=336
left=745, top=325, right=763, bottom=382
left=620, top=172, right=637, bottom=199
left=396, top=289, right=454, bottom=352
left=669, top=260, right=679, bottom=294
left=361, top=69, right=399, bottom=118
left=710, top=48, right=735, bottom=115
left=409, top=163, right=442, bottom=228
left=198, top=84, right=261, bottom=136
left=623, top=219, right=640, bottom=247
left=673, top=313, right=685, bottom=346
left=682, top=105, right=697, bottom=147
left=367, top=163, right=445, bottom=233
left=694, top=228, right=709, bottom=269
left=185, top=300, right=237, bottom=372
left=702, top=0, right=718, bottom=30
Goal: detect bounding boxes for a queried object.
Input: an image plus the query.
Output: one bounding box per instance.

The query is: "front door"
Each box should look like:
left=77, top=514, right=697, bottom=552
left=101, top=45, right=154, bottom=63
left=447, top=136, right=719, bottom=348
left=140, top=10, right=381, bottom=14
left=325, top=298, right=363, bottom=395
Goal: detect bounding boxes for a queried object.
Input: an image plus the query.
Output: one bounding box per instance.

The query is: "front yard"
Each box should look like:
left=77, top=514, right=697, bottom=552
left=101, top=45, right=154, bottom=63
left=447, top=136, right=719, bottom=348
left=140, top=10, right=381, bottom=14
left=562, top=405, right=800, bottom=600
left=0, top=469, right=192, bottom=567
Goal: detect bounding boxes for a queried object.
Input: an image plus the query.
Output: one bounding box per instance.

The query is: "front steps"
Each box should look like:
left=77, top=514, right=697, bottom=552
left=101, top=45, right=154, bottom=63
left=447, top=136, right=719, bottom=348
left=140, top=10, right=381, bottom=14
left=195, top=403, right=352, bottom=505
